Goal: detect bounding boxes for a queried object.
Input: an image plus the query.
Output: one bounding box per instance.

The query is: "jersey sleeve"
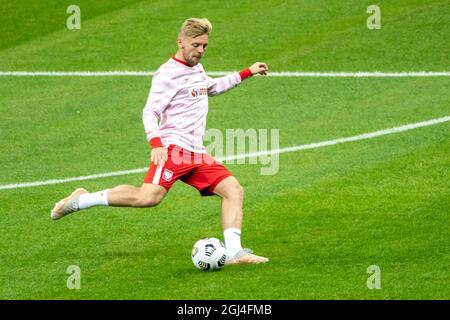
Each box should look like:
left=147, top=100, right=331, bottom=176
left=206, top=72, right=242, bottom=97
left=142, top=71, right=178, bottom=146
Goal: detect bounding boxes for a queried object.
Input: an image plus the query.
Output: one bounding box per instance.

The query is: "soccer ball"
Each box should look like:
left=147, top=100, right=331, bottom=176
left=191, top=237, right=227, bottom=271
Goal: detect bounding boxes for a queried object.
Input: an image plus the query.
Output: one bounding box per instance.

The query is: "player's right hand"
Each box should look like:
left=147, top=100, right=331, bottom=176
left=151, top=147, right=168, bottom=167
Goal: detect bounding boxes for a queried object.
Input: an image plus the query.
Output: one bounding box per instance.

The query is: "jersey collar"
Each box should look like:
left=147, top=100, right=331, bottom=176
left=172, top=56, right=194, bottom=68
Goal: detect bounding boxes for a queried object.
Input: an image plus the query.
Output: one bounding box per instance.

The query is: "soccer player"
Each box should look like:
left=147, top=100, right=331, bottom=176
left=51, top=18, right=269, bottom=265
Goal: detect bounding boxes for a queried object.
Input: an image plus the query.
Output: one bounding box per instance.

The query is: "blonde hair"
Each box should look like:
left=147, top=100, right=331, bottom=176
left=179, top=18, right=212, bottom=38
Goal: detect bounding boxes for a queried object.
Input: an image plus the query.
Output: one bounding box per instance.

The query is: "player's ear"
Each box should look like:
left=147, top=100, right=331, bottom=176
left=177, top=35, right=183, bottom=49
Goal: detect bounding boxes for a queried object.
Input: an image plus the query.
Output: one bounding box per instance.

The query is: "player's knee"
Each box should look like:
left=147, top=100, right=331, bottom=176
left=135, top=195, right=162, bottom=207
left=227, top=182, right=244, bottom=200
left=236, top=184, right=244, bottom=199
left=136, top=189, right=164, bottom=207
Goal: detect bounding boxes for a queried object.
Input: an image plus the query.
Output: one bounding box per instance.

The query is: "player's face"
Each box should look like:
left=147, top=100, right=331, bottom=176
left=179, top=34, right=208, bottom=66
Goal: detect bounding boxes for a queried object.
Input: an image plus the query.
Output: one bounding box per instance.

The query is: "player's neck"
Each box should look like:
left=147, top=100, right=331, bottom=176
left=173, top=53, right=194, bottom=67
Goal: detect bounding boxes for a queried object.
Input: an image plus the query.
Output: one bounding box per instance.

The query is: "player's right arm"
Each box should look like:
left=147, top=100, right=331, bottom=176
left=150, top=147, right=167, bottom=167
left=142, top=71, right=178, bottom=166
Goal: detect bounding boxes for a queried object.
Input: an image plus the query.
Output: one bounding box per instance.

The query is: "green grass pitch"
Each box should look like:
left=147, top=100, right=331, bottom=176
left=0, top=0, right=449, bottom=299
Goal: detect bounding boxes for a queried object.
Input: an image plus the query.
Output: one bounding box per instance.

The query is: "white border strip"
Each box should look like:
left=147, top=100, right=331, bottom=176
left=0, top=71, right=450, bottom=77
left=1, top=115, right=449, bottom=190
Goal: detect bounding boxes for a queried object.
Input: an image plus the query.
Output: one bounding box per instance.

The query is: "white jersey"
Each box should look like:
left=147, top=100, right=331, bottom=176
left=143, top=57, right=243, bottom=153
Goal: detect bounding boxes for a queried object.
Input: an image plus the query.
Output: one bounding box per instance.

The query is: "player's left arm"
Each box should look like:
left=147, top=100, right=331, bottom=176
left=207, top=62, right=269, bottom=96
left=247, top=62, right=269, bottom=76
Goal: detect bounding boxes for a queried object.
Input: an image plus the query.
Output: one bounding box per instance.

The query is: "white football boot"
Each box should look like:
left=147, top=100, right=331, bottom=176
left=226, top=248, right=269, bottom=265
left=51, top=188, right=88, bottom=220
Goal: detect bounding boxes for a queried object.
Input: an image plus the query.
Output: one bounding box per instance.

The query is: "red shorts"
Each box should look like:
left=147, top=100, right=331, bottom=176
left=144, top=145, right=232, bottom=196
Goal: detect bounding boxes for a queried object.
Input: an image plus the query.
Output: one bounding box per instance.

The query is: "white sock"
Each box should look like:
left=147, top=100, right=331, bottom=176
left=224, top=228, right=243, bottom=257
left=78, top=190, right=109, bottom=209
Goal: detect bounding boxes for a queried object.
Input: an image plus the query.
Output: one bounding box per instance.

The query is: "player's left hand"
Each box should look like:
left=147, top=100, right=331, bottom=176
left=249, top=62, right=269, bottom=75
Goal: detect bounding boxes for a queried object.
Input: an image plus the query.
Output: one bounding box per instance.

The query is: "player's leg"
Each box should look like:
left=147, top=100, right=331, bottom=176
left=51, top=183, right=167, bottom=220
left=212, top=176, right=269, bottom=264
left=212, top=176, right=244, bottom=230
left=51, top=146, right=181, bottom=220
left=107, top=183, right=167, bottom=207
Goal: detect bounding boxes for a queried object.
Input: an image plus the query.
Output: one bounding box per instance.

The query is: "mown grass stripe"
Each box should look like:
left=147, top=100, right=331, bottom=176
left=1, top=115, right=448, bottom=190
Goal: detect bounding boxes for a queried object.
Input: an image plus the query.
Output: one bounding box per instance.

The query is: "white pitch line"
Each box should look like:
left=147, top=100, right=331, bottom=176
left=265, top=71, right=450, bottom=77
left=0, top=71, right=450, bottom=77
left=0, top=71, right=154, bottom=77
left=1, top=115, right=449, bottom=191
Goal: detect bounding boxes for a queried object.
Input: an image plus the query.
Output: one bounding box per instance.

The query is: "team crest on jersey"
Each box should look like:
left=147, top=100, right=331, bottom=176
left=162, top=169, right=173, bottom=182
left=190, top=87, right=207, bottom=98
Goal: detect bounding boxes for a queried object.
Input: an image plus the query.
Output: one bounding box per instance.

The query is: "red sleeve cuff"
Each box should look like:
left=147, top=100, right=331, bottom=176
left=150, top=137, right=163, bottom=148
left=239, top=68, right=253, bottom=81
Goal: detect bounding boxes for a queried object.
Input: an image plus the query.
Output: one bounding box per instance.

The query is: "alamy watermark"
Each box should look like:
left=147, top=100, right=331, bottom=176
left=66, top=5, right=81, bottom=30
left=167, top=128, right=280, bottom=175
left=66, top=265, right=81, bottom=290
left=207, top=128, right=279, bottom=175
left=367, top=5, right=381, bottom=30
left=366, top=265, right=381, bottom=289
